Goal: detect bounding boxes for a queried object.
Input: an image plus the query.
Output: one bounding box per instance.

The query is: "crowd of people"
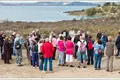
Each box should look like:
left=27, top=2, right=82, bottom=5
left=0, top=28, right=120, bottom=74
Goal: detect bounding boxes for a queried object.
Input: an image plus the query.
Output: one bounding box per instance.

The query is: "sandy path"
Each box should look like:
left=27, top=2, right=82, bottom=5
left=0, top=50, right=120, bottom=78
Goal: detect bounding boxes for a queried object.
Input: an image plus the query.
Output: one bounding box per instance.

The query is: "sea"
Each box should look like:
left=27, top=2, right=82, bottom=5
left=0, top=6, right=97, bottom=22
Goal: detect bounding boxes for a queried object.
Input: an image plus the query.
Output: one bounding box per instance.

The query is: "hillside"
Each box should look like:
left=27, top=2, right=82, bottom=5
left=65, top=2, right=120, bottom=18
left=0, top=2, right=99, bottom=6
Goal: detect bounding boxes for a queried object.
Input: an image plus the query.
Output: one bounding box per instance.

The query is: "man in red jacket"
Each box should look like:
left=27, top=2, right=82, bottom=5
left=41, top=38, right=54, bottom=73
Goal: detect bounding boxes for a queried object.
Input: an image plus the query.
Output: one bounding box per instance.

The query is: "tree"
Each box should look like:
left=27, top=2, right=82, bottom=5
left=103, top=2, right=111, bottom=6
left=86, top=8, right=96, bottom=16
left=112, top=2, right=117, bottom=6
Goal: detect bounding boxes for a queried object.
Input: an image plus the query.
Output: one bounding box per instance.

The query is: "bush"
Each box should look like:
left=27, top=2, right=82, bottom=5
left=72, top=18, right=76, bottom=22
left=103, top=2, right=111, bottom=6
left=86, top=8, right=97, bottom=16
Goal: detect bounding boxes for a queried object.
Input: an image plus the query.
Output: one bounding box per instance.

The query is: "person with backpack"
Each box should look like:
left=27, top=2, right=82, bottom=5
left=77, top=35, right=87, bottom=68
left=65, top=36, right=74, bottom=67
left=14, top=34, right=23, bottom=66
left=93, top=39, right=104, bottom=70
left=86, top=36, right=94, bottom=65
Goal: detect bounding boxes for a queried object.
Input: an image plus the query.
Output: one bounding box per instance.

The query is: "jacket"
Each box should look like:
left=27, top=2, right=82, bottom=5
left=105, top=42, right=114, bottom=57
left=41, top=42, right=54, bottom=58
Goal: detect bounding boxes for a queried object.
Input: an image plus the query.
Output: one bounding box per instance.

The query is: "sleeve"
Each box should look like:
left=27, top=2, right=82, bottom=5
left=41, top=45, right=44, bottom=53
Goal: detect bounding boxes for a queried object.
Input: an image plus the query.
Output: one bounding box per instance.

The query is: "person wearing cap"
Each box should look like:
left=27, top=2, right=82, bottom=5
left=105, top=36, right=114, bottom=72
left=3, top=36, right=11, bottom=64
left=41, top=38, right=54, bottom=73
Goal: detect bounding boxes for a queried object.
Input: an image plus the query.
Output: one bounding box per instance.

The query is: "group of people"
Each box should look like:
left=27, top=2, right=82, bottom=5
left=0, top=28, right=120, bottom=74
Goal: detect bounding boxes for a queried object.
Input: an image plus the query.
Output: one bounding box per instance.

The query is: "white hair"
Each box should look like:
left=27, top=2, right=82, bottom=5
left=45, top=38, right=49, bottom=42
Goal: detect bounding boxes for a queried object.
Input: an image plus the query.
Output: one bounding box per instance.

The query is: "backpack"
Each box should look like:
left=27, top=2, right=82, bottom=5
left=79, top=40, right=86, bottom=53
left=15, top=40, right=21, bottom=49
left=98, top=45, right=104, bottom=55
left=87, top=40, right=93, bottom=50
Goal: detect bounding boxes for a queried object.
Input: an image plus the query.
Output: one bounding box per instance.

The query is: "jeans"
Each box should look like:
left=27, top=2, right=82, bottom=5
left=39, top=59, right=44, bottom=71
left=32, top=52, right=39, bottom=67
left=58, top=51, right=64, bottom=65
left=87, top=49, right=94, bottom=65
left=44, top=58, right=52, bottom=71
left=77, top=52, right=86, bottom=63
left=16, top=49, right=22, bottom=65
left=94, top=54, right=102, bottom=69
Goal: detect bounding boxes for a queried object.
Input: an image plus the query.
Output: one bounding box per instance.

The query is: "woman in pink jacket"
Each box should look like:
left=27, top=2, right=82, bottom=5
left=57, top=36, right=65, bottom=66
left=65, top=36, right=74, bottom=67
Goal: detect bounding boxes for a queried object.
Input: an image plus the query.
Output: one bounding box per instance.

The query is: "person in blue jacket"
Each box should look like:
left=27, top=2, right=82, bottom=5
left=94, top=39, right=104, bottom=70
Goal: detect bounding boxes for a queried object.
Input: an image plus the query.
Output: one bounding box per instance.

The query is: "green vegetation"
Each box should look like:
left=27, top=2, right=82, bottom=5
left=65, top=2, right=120, bottom=18
left=0, top=17, right=120, bottom=41
left=86, top=8, right=96, bottom=16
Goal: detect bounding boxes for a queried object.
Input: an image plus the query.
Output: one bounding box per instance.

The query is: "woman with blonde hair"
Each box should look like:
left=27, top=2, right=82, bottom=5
left=105, top=36, right=114, bottom=72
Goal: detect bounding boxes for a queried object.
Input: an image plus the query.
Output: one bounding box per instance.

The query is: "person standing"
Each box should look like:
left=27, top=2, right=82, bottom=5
left=0, top=31, right=4, bottom=60
left=57, top=36, right=65, bottom=66
left=31, top=39, right=39, bottom=68
left=115, top=32, right=120, bottom=56
left=51, top=34, right=57, bottom=60
left=105, top=36, right=114, bottom=72
left=94, top=39, right=104, bottom=70
left=14, top=34, right=23, bottom=66
left=65, top=36, right=74, bottom=67
left=3, top=37, right=11, bottom=64
left=86, top=36, right=94, bottom=65
left=41, top=38, right=54, bottom=73
left=77, top=36, right=87, bottom=68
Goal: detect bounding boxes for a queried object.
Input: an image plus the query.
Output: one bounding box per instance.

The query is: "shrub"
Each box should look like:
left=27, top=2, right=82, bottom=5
left=72, top=18, right=76, bottom=22
left=86, top=8, right=97, bottom=16
left=103, top=2, right=111, bottom=6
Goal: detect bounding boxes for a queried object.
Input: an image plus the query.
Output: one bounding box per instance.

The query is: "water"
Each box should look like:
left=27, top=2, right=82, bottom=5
left=0, top=6, right=96, bottom=22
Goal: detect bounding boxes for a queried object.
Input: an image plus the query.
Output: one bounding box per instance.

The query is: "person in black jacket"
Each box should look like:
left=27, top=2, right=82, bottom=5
left=0, top=31, right=4, bottom=60
left=115, top=32, right=120, bottom=56
left=73, top=32, right=80, bottom=59
left=4, top=37, right=11, bottom=64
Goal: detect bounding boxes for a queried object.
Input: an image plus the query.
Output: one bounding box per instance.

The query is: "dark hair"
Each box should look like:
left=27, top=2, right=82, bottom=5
left=67, top=36, right=71, bottom=40
left=98, top=40, right=102, bottom=44
left=60, top=36, right=64, bottom=40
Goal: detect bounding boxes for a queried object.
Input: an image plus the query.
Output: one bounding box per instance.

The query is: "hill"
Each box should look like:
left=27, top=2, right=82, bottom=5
left=0, top=2, right=99, bottom=6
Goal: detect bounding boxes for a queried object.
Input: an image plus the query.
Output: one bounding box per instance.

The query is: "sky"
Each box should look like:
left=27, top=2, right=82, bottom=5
left=0, top=0, right=120, bottom=3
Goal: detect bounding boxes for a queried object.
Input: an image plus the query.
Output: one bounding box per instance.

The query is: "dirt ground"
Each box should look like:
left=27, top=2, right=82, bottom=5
left=0, top=50, right=120, bottom=78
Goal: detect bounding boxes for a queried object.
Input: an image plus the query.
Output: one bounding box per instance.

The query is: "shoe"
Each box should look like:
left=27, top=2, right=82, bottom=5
left=98, top=68, right=101, bottom=70
left=42, top=71, right=47, bottom=74
left=95, top=68, right=97, bottom=70
left=66, top=65, right=68, bottom=67
left=83, top=66, right=87, bottom=68
left=7, top=62, right=11, bottom=64
left=106, top=70, right=109, bottom=72
left=49, top=71, right=53, bottom=73
left=61, top=64, right=65, bottom=66
left=87, top=63, right=90, bottom=65
left=70, top=65, right=74, bottom=67
left=58, top=64, right=61, bottom=66
left=78, top=66, right=80, bottom=68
